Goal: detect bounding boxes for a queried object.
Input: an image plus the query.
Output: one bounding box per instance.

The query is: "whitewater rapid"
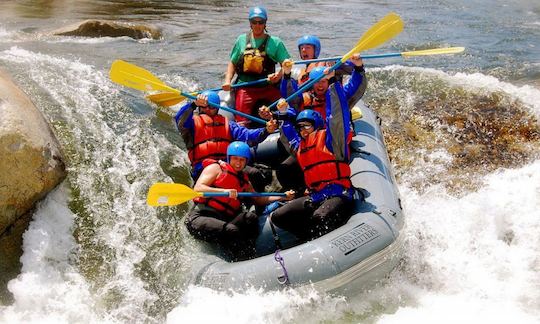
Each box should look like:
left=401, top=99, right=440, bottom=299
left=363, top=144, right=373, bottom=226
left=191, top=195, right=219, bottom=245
left=1, top=46, right=539, bottom=323
left=2, top=160, right=538, bottom=323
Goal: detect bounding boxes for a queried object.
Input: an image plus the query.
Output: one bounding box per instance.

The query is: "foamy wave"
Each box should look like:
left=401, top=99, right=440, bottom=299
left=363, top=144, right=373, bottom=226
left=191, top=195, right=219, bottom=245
left=46, top=36, right=146, bottom=44
left=0, top=46, right=186, bottom=321
left=167, top=285, right=348, bottom=324
left=378, top=65, right=540, bottom=119
left=0, top=185, right=106, bottom=323
left=0, top=27, right=11, bottom=37
left=0, top=27, right=16, bottom=42
left=378, top=161, right=540, bottom=323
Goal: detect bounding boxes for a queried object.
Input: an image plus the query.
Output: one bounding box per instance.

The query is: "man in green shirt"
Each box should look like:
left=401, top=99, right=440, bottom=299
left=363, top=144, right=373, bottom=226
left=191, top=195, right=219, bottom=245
left=222, top=6, right=290, bottom=127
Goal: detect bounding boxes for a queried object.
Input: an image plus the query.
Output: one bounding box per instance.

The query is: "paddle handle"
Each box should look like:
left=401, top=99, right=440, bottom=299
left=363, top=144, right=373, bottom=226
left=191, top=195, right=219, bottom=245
left=206, top=78, right=269, bottom=92
left=295, top=52, right=402, bottom=65
left=180, top=92, right=267, bottom=125
left=202, top=192, right=287, bottom=198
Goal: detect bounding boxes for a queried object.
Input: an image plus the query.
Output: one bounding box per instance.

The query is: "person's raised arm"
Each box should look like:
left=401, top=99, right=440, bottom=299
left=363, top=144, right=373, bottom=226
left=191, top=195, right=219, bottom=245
left=229, top=119, right=278, bottom=146
left=343, top=54, right=367, bottom=107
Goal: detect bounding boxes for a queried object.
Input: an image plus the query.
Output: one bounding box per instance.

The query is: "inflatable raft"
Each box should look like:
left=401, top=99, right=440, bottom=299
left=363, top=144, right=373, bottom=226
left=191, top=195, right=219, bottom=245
left=188, top=100, right=404, bottom=295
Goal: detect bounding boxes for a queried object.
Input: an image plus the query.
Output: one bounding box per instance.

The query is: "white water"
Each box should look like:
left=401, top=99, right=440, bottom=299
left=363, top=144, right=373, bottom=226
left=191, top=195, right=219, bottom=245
left=0, top=185, right=104, bottom=324
left=1, top=48, right=539, bottom=322
left=3, top=160, right=538, bottom=323
left=378, top=65, right=540, bottom=119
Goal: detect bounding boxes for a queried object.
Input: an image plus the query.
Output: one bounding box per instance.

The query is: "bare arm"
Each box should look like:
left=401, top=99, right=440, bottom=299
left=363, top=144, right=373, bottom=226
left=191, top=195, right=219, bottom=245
left=194, top=163, right=238, bottom=198
left=222, top=62, right=236, bottom=91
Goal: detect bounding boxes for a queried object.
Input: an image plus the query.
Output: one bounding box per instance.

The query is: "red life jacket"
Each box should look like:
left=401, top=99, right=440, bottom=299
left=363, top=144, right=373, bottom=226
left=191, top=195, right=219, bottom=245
left=296, top=130, right=352, bottom=192
left=193, top=159, right=251, bottom=218
left=188, top=114, right=232, bottom=166
left=301, top=92, right=326, bottom=120
left=298, top=62, right=326, bottom=86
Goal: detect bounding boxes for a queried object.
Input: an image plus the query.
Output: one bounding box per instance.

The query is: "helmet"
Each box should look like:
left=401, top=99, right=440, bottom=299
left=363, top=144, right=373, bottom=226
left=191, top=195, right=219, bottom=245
left=297, top=35, right=321, bottom=58
left=308, top=66, right=327, bottom=81
left=296, top=109, right=323, bottom=130
left=227, top=141, right=251, bottom=162
left=200, top=90, right=221, bottom=108
left=248, top=6, right=267, bottom=21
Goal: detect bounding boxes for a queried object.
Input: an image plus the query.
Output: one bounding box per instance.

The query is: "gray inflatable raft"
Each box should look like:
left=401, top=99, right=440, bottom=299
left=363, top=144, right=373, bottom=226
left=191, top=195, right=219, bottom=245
left=189, top=101, right=404, bottom=295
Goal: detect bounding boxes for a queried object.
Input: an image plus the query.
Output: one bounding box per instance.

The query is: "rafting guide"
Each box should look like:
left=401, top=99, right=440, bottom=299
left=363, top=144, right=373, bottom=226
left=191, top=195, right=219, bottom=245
left=222, top=6, right=290, bottom=128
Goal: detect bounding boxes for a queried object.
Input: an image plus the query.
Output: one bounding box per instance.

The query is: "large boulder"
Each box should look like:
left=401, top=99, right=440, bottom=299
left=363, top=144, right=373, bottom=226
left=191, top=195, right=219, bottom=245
left=0, top=69, right=66, bottom=236
left=53, top=19, right=162, bottom=40
left=0, top=69, right=67, bottom=303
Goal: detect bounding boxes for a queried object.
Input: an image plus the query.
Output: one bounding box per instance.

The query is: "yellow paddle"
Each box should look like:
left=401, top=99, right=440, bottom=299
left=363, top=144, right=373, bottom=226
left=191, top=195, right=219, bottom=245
left=295, top=46, right=466, bottom=64
left=340, top=12, right=404, bottom=64
left=401, top=46, right=465, bottom=57
left=145, top=91, right=193, bottom=107
left=110, top=60, right=178, bottom=93
left=269, top=12, right=403, bottom=110
left=145, top=77, right=271, bottom=107
left=147, top=183, right=286, bottom=207
left=109, top=61, right=267, bottom=124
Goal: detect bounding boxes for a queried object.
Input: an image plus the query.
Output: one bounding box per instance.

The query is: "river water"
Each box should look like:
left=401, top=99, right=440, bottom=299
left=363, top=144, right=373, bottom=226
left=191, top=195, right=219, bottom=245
left=0, top=0, right=539, bottom=323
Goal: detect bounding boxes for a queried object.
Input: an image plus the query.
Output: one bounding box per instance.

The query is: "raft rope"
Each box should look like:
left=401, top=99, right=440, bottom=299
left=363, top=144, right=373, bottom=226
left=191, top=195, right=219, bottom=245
left=274, top=249, right=290, bottom=285
left=269, top=217, right=289, bottom=285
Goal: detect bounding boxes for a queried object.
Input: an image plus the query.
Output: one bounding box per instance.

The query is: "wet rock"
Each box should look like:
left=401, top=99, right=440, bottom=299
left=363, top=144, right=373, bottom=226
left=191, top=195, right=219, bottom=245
left=53, top=19, right=162, bottom=40
left=0, top=211, right=32, bottom=305
left=0, top=69, right=67, bottom=294
left=0, top=69, right=67, bottom=233
left=373, top=69, right=540, bottom=193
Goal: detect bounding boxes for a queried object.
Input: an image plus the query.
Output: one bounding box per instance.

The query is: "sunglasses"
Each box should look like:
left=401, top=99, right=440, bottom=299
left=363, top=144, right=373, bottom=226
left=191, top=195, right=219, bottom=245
left=295, top=123, right=314, bottom=131
left=250, top=20, right=266, bottom=25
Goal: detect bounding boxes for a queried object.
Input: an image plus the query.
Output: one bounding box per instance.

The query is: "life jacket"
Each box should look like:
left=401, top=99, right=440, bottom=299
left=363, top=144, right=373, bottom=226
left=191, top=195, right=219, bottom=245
left=188, top=114, right=232, bottom=166
left=236, top=32, right=276, bottom=77
left=296, top=129, right=352, bottom=192
left=193, top=159, right=251, bottom=218
left=297, top=62, right=326, bottom=85
left=302, top=92, right=326, bottom=120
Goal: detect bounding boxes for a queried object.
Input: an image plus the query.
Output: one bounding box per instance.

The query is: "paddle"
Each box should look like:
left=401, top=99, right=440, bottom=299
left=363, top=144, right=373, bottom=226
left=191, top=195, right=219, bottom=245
left=145, top=91, right=190, bottom=107
left=145, top=77, right=270, bottom=107
left=109, top=60, right=267, bottom=125
left=147, top=183, right=286, bottom=207
left=294, top=46, right=465, bottom=65
left=267, top=12, right=404, bottom=110
left=148, top=46, right=462, bottom=107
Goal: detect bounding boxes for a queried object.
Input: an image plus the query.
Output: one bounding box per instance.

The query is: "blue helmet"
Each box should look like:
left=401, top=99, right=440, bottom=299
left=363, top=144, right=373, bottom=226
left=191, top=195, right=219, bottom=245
left=248, top=6, right=267, bottom=21
left=227, top=141, right=251, bottom=162
left=297, top=35, right=321, bottom=58
left=296, top=109, right=323, bottom=130
left=200, top=90, right=221, bottom=108
left=308, top=66, right=327, bottom=81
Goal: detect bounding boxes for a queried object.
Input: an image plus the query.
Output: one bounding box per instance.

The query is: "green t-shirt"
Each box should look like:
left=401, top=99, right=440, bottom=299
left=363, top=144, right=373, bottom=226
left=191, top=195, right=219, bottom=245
left=230, top=33, right=290, bottom=82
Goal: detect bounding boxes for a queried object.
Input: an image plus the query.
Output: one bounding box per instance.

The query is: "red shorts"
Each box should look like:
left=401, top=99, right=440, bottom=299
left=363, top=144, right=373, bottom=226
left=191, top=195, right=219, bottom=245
left=234, top=85, right=281, bottom=127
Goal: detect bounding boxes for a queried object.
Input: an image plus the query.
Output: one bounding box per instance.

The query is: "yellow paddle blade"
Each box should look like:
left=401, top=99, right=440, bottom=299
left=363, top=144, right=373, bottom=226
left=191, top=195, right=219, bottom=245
left=146, top=92, right=186, bottom=107
left=109, top=60, right=179, bottom=93
left=342, top=12, right=404, bottom=63
left=147, top=183, right=202, bottom=207
left=401, top=46, right=465, bottom=57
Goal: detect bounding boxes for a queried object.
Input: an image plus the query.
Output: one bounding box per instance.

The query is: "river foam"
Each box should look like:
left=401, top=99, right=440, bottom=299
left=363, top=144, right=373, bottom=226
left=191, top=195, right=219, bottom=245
left=1, top=43, right=539, bottom=323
